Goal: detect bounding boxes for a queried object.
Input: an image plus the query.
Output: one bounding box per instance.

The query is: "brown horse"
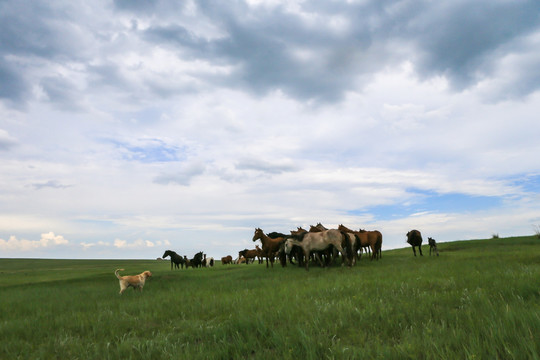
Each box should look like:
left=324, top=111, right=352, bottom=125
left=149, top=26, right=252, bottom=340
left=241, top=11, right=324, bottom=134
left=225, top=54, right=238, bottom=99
left=252, top=228, right=285, bottom=268
left=359, top=229, right=383, bottom=260
left=284, top=229, right=351, bottom=270
left=291, top=227, right=307, bottom=235
left=238, top=248, right=259, bottom=264
left=221, top=255, right=233, bottom=264
left=309, top=223, right=328, bottom=232
left=338, top=225, right=382, bottom=261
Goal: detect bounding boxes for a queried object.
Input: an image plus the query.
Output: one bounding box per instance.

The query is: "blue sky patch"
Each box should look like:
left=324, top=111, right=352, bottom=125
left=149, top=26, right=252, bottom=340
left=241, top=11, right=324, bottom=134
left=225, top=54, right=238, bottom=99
left=111, top=139, right=185, bottom=163
left=348, top=189, right=503, bottom=221
left=509, top=174, right=540, bottom=193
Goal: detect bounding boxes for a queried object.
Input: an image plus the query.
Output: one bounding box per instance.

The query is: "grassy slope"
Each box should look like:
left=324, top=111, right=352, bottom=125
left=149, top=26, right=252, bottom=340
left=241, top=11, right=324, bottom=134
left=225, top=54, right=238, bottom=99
left=1, top=236, right=539, bottom=359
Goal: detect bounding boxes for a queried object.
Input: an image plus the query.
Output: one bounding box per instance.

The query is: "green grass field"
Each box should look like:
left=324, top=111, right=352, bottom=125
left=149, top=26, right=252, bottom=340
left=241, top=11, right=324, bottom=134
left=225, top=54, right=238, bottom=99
left=1, top=236, right=539, bottom=359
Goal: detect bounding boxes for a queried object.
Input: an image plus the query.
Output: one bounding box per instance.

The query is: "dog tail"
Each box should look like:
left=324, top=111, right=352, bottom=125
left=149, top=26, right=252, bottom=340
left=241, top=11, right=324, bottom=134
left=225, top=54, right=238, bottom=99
left=115, top=268, right=124, bottom=279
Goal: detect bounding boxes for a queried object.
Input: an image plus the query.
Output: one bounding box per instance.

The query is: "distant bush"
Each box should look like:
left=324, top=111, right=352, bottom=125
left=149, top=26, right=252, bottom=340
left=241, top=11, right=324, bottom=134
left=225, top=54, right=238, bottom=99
left=492, top=233, right=500, bottom=239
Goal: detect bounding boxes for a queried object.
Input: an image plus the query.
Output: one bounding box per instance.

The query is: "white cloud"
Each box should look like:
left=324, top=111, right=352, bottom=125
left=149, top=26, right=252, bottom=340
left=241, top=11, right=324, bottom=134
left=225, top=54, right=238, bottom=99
left=0, top=0, right=539, bottom=259
left=113, top=238, right=170, bottom=249
left=0, top=129, right=18, bottom=151
left=0, top=232, right=68, bottom=251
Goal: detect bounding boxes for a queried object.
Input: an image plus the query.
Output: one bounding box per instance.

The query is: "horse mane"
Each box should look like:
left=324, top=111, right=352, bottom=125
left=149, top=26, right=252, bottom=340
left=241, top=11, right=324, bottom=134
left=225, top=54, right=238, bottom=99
left=267, top=232, right=287, bottom=239
left=338, top=224, right=353, bottom=232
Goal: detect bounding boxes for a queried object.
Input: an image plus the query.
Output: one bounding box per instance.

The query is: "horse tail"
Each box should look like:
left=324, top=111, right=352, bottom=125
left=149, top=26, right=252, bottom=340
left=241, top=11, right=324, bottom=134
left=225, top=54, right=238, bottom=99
left=377, top=232, right=383, bottom=259
left=115, top=269, right=124, bottom=279
left=339, top=230, right=354, bottom=266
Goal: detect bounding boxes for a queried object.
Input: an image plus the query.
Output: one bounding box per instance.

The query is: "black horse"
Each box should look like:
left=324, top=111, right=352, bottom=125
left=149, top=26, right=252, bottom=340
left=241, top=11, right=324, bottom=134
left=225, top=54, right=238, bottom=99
left=162, top=250, right=186, bottom=270
left=190, top=251, right=204, bottom=268
left=406, top=230, right=423, bottom=256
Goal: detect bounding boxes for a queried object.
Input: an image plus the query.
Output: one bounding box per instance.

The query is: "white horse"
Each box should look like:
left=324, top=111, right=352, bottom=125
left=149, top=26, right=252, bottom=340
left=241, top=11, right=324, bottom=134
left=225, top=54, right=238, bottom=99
left=284, top=229, right=351, bottom=270
left=202, top=256, right=214, bottom=267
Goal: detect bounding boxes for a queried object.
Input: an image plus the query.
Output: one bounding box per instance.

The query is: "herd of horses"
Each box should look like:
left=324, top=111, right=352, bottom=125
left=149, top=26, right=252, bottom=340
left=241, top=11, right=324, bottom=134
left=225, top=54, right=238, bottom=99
left=162, top=224, right=439, bottom=272
left=161, top=250, right=214, bottom=269
left=247, top=223, right=383, bottom=270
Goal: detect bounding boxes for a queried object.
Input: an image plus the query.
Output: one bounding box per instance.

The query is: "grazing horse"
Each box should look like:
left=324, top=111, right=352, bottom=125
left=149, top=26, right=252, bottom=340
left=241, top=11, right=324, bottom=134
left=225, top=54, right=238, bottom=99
left=162, top=250, right=186, bottom=270
left=406, top=230, right=423, bottom=256
left=183, top=256, right=191, bottom=268
left=284, top=229, right=351, bottom=271
left=252, top=228, right=286, bottom=268
left=221, top=255, right=233, bottom=265
left=238, top=249, right=259, bottom=264
left=338, top=225, right=383, bottom=261
left=428, top=237, right=439, bottom=256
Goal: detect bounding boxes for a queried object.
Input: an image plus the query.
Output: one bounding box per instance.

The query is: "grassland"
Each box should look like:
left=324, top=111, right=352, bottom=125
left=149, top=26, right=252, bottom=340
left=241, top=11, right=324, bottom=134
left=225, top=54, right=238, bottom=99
left=1, top=236, right=539, bottom=359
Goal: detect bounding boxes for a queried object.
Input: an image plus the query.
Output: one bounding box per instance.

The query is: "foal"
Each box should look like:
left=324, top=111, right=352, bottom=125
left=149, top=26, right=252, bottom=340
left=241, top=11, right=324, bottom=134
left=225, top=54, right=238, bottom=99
left=428, top=237, right=439, bottom=256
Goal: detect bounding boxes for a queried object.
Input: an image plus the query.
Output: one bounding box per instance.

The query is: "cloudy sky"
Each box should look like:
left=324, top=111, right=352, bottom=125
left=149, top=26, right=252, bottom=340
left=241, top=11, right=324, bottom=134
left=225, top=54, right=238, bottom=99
left=1, top=0, right=540, bottom=259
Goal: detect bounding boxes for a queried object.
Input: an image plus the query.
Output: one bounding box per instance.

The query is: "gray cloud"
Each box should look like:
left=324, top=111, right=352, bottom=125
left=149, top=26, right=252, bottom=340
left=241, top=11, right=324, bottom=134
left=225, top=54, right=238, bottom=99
left=135, top=0, right=540, bottom=102
left=400, top=1, right=540, bottom=90
left=236, top=158, right=298, bottom=175
left=153, top=163, right=206, bottom=186
left=1, top=0, right=539, bottom=107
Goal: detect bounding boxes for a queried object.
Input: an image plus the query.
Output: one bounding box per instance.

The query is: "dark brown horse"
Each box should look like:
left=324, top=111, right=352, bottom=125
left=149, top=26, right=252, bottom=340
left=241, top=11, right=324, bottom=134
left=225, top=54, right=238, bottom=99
left=428, top=237, right=439, bottom=256
left=407, top=230, right=423, bottom=256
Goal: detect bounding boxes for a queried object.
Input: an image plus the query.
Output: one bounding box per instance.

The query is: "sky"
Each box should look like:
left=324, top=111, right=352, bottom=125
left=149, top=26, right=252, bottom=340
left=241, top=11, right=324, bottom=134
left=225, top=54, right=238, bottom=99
left=1, top=0, right=540, bottom=259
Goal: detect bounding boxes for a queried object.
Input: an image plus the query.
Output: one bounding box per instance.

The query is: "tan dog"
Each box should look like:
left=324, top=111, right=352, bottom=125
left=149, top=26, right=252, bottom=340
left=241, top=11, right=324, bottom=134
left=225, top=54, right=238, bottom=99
left=115, top=268, right=152, bottom=294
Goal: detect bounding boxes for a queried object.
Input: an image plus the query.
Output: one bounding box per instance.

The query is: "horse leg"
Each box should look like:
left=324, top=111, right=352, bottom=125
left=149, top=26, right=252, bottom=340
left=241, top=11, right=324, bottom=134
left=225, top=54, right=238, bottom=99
left=314, top=252, right=326, bottom=267
left=304, top=249, right=310, bottom=271
left=412, top=246, right=417, bottom=256
left=419, top=245, right=423, bottom=256
left=336, top=244, right=350, bottom=267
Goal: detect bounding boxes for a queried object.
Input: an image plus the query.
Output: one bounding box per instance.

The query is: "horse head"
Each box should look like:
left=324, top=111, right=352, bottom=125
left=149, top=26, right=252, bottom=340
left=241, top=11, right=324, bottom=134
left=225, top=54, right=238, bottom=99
left=291, top=227, right=307, bottom=236
left=284, top=238, right=295, bottom=254
left=316, top=223, right=328, bottom=231
left=252, top=228, right=263, bottom=241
